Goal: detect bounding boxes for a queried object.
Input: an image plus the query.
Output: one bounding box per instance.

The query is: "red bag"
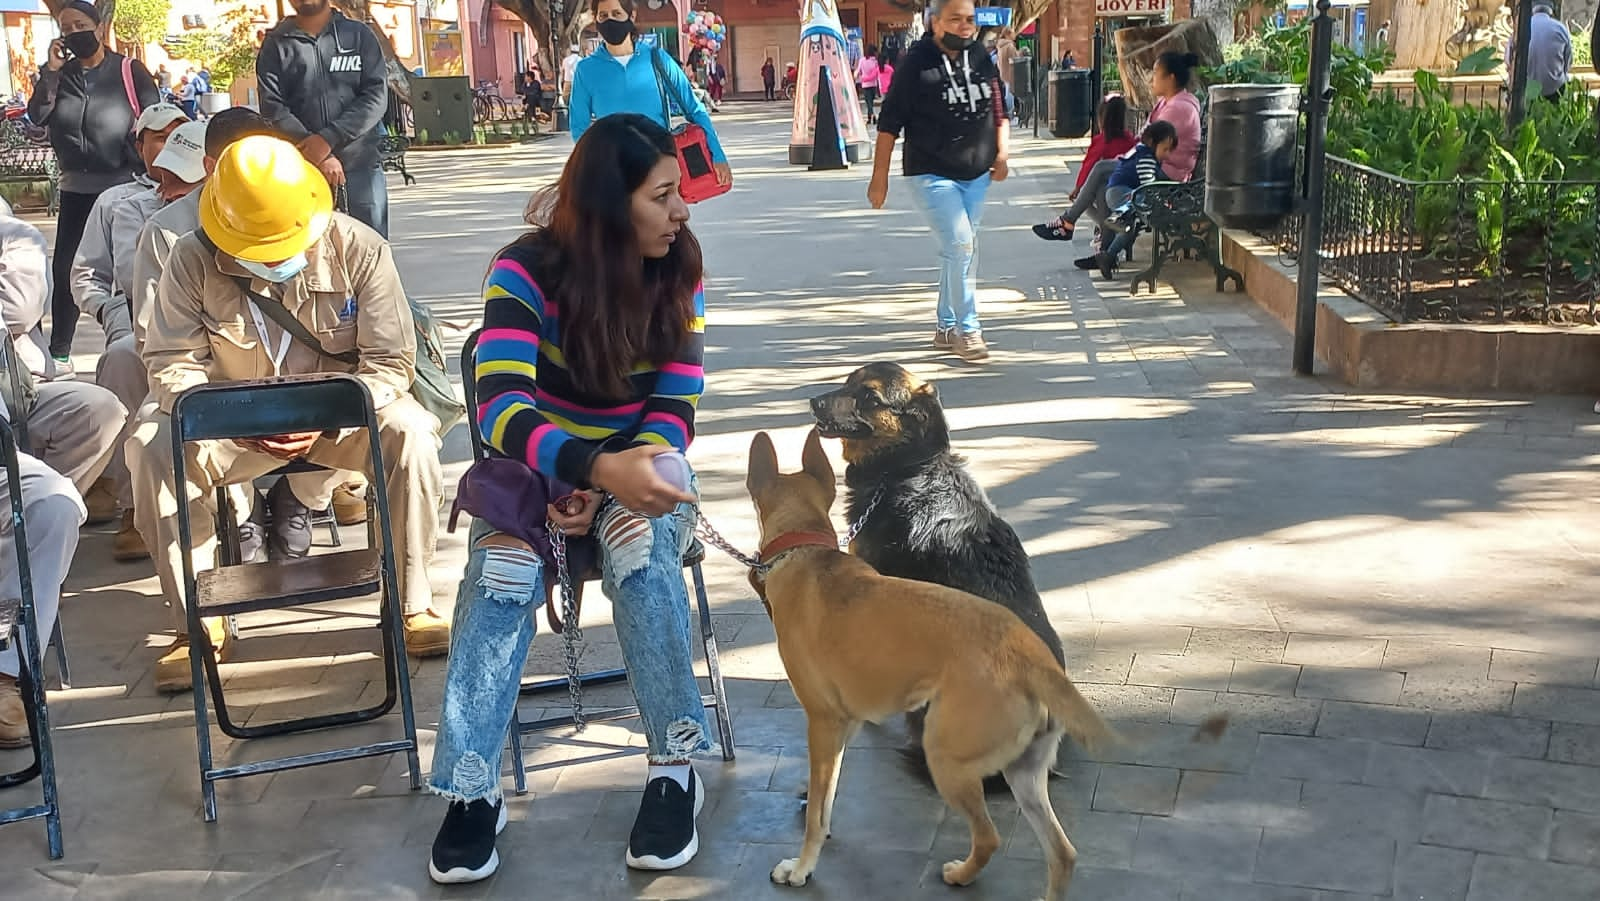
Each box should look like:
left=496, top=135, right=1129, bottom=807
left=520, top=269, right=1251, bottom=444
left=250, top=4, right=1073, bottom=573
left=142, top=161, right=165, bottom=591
left=650, top=48, right=730, bottom=204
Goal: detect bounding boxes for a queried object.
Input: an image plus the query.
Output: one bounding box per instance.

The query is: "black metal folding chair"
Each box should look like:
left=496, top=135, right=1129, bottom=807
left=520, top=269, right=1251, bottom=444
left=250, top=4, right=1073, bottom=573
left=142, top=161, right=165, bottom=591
left=169, top=374, right=421, bottom=822
left=457, top=329, right=735, bottom=796
left=0, top=334, right=68, bottom=690
left=0, top=418, right=63, bottom=858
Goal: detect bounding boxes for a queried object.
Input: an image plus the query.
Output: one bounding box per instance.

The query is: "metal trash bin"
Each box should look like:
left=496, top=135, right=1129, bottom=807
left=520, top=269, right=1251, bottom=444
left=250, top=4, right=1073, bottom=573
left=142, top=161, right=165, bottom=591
left=1048, top=68, right=1093, bottom=139
left=1205, top=84, right=1301, bottom=230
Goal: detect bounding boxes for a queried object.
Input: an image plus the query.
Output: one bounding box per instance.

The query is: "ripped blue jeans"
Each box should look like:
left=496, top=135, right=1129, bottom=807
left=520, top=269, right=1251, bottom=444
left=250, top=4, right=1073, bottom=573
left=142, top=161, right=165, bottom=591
left=429, top=499, right=713, bottom=803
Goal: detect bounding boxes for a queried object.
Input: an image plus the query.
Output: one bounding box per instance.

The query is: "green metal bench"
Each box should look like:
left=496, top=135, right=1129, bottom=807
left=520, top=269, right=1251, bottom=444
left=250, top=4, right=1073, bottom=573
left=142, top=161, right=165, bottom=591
left=1124, top=178, right=1244, bottom=295
left=0, top=143, right=57, bottom=216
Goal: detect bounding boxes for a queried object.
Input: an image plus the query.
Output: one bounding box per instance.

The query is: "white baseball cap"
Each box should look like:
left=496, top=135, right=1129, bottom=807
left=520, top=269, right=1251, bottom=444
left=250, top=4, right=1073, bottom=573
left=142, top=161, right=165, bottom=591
left=151, top=119, right=209, bottom=184
left=133, top=102, right=190, bottom=136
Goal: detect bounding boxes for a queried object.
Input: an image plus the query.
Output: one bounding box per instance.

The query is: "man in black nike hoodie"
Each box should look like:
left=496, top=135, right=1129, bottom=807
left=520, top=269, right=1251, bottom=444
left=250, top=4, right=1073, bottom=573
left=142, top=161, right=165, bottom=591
left=868, top=0, right=1008, bottom=363
left=256, top=0, right=390, bottom=237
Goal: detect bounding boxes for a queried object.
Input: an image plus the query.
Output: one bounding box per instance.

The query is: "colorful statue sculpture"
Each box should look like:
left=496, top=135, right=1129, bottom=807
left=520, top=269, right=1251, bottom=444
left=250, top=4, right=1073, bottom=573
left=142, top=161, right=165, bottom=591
left=788, top=0, right=871, bottom=164
left=1446, top=0, right=1513, bottom=64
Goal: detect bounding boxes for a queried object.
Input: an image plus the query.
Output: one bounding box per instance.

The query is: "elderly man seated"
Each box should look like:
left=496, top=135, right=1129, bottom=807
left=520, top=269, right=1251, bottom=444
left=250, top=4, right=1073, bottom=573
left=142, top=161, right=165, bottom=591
left=127, top=135, right=447, bottom=693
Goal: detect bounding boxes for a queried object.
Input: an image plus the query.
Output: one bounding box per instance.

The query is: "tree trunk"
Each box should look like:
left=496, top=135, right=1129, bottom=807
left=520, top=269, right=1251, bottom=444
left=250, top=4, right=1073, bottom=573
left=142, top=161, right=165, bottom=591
left=1388, top=0, right=1460, bottom=72
left=1113, top=20, right=1223, bottom=111
left=333, top=0, right=418, bottom=105
left=1191, top=0, right=1234, bottom=47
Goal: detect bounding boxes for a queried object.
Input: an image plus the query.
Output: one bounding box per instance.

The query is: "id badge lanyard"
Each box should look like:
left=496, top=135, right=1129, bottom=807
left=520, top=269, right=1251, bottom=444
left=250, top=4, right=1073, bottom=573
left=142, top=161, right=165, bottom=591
left=246, top=300, right=292, bottom=377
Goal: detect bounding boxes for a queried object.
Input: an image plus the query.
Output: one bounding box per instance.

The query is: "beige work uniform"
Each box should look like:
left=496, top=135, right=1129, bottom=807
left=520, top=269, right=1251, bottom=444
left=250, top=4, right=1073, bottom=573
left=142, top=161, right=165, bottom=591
left=127, top=213, right=443, bottom=631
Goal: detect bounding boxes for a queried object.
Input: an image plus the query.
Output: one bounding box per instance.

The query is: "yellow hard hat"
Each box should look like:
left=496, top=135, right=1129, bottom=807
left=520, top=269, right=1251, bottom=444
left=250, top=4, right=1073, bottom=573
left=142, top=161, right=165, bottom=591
left=199, top=134, right=333, bottom=263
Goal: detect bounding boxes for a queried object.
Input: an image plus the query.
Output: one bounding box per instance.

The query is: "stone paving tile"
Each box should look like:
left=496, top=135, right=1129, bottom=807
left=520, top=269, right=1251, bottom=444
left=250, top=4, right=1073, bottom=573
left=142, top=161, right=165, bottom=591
left=1252, top=735, right=1373, bottom=784
left=1425, top=713, right=1552, bottom=759
left=1010, top=809, right=1141, bottom=869
left=1316, top=701, right=1430, bottom=745
left=1398, top=676, right=1516, bottom=714
left=1282, top=635, right=1388, bottom=669
left=1183, top=628, right=1289, bottom=664
left=1171, top=691, right=1323, bottom=737
left=1489, top=649, right=1599, bottom=686
left=1484, top=756, right=1600, bottom=815
left=1421, top=794, right=1554, bottom=859
left=1550, top=810, right=1600, bottom=868
left=1128, top=654, right=1234, bottom=692
left=1171, top=771, right=1303, bottom=828
left=1255, top=828, right=1398, bottom=896
left=1297, top=781, right=1425, bottom=841
left=1073, top=649, right=1136, bottom=685
left=1096, top=624, right=1196, bottom=657
left=1381, top=642, right=1492, bottom=682
left=1080, top=684, right=1178, bottom=723
left=1177, top=880, right=1316, bottom=901
left=1363, top=746, right=1492, bottom=797
left=1511, top=683, right=1600, bottom=726
left=1464, top=854, right=1600, bottom=901
left=1131, top=817, right=1262, bottom=881
left=1229, top=662, right=1304, bottom=697
left=1393, top=843, right=1475, bottom=901
left=1094, top=765, right=1181, bottom=816
left=1548, top=722, right=1600, bottom=766
left=1295, top=666, right=1405, bottom=705
left=1062, top=866, right=1184, bottom=901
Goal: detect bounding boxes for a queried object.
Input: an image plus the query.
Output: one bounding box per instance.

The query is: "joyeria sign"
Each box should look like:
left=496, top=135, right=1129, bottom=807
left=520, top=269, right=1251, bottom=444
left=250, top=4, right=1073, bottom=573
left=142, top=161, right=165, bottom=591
left=1094, top=0, right=1169, bottom=15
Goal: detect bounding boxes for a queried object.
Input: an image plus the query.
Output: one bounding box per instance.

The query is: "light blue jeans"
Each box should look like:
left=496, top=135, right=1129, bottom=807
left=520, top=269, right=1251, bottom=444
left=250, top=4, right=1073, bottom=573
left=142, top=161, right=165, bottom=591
left=910, top=172, right=992, bottom=335
left=429, top=497, right=712, bottom=803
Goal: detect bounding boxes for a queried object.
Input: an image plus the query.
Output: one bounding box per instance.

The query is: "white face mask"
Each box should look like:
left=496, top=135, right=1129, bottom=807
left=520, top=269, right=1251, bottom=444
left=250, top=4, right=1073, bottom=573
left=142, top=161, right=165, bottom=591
left=237, top=253, right=308, bottom=284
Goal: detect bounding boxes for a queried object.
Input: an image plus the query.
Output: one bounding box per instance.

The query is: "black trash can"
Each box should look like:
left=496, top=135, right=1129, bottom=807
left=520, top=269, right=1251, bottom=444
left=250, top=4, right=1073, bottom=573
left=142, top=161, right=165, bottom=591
left=1012, top=58, right=1035, bottom=98
left=1048, top=68, right=1093, bottom=139
left=1204, top=84, right=1300, bottom=230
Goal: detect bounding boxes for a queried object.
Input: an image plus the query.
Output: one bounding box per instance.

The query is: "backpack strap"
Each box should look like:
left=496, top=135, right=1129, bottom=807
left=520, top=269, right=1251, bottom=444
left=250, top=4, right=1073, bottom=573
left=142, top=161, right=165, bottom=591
left=193, top=230, right=360, bottom=366
left=121, top=56, right=141, bottom=118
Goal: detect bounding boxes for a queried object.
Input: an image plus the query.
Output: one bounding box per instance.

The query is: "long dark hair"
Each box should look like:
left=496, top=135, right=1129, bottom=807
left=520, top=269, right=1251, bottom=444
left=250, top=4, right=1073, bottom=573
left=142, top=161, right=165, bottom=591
left=1100, top=94, right=1129, bottom=141
left=517, top=113, right=702, bottom=399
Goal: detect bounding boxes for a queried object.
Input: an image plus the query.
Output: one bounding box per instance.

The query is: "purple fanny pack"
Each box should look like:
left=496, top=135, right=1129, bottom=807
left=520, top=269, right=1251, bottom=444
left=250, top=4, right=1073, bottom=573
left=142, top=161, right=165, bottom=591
left=448, top=456, right=596, bottom=576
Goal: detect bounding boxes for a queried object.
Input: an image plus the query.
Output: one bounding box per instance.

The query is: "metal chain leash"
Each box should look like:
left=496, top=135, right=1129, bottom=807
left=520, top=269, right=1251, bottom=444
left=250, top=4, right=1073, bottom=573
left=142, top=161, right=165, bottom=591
left=838, top=485, right=885, bottom=549
left=547, top=519, right=586, bottom=729
left=693, top=482, right=887, bottom=571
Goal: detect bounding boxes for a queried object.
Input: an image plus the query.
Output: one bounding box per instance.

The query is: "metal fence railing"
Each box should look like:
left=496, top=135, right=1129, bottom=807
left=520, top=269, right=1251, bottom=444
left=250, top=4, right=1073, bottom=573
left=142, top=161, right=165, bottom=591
left=1262, top=155, right=1600, bottom=324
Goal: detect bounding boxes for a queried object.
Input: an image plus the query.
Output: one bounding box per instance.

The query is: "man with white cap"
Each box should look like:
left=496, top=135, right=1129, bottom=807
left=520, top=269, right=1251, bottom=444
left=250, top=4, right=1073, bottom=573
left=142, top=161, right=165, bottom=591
left=71, top=105, right=202, bottom=560
left=128, top=134, right=446, bottom=692
left=130, top=107, right=357, bottom=571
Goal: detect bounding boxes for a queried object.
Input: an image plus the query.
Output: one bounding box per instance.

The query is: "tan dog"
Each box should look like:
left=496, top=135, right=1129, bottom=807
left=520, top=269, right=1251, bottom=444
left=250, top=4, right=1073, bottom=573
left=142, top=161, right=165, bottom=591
left=746, top=429, right=1117, bottom=900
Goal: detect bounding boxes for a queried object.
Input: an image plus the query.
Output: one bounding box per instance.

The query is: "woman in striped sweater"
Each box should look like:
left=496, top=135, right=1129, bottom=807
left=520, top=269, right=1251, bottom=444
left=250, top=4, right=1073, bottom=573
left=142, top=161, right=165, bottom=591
left=429, top=114, right=711, bottom=885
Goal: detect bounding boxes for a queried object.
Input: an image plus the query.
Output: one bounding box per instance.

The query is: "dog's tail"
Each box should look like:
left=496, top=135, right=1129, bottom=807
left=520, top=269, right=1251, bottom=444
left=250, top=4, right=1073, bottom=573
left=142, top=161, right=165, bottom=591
left=1026, top=665, right=1120, bottom=753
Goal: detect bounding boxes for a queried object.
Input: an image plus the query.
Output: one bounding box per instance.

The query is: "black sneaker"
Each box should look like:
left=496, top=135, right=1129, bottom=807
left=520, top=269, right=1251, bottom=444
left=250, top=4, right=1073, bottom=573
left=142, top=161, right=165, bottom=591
left=266, top=478, right=312, bottom=559
left=626, top=769, right=703, bottom=871
left=1074, top=254, right=1100, bottom=271
left=429, top=798, right=507, bottom=884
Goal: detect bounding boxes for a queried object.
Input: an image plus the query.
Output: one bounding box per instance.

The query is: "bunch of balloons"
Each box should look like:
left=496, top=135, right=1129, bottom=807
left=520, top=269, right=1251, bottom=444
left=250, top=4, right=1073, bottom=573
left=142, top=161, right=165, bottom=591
left=685, top=9, right=725, bottom=53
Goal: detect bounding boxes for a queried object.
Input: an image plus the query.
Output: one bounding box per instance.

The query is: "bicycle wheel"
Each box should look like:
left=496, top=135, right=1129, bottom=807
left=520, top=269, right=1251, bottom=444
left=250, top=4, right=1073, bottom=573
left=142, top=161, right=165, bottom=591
left=494, top=96, right=511, bottom=121
left=784, top=84, right=796, bottom=101
left=472, top=95, right=490, bottom=125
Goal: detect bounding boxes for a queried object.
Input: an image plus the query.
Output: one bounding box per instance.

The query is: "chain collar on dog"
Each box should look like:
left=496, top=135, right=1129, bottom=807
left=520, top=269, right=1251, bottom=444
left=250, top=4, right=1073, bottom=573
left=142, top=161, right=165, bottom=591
left=696, top=481, right=886, bottom=574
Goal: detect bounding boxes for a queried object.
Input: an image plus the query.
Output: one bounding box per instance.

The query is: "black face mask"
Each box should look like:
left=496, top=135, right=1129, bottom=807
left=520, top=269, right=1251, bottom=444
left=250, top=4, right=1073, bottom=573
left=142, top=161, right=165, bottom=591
left=598, top=19, right=634, bottom=47
left=62, top=30, right=100, bottom=60
left=938, top=32, right=975, bottom=53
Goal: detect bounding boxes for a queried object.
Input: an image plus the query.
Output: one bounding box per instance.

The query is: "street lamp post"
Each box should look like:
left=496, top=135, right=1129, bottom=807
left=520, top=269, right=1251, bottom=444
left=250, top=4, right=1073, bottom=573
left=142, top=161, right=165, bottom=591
left=1293, top=0, right=1335, bottom=376
left=551, top=0, right=569, bottom=131
left=1508, top=0, right=1535, bottom=127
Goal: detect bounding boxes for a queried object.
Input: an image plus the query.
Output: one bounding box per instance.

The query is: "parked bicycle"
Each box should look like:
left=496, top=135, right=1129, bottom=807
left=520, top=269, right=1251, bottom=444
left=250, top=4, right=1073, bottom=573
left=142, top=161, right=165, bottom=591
left=471, top=80, right=511, bottom=125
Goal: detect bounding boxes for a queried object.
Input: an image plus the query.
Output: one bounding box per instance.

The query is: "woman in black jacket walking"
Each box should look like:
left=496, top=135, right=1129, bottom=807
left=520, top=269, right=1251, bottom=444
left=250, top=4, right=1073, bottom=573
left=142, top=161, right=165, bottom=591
left=26, top=0, right=159, bottom=368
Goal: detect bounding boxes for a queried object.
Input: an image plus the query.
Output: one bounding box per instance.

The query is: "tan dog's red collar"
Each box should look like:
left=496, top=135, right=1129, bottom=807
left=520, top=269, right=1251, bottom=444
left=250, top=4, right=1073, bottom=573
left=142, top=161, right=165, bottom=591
left=755, top=530, right=837, bottom=574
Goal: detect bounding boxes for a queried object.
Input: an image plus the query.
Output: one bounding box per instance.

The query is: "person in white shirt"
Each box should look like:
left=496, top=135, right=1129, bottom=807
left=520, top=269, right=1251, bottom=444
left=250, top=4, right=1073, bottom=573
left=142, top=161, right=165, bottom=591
left=71, top=105, right=200, bottom=560
left=561, top=44, right=583, bottom=104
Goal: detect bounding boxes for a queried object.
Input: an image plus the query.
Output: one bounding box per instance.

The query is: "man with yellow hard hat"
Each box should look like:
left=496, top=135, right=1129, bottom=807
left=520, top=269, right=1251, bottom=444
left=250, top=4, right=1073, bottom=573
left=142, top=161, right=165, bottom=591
left=127, top=134, right=447, bottom=692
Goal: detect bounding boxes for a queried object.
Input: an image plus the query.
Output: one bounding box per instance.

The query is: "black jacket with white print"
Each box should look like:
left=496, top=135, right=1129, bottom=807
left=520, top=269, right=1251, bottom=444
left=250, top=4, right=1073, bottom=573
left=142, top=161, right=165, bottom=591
left=256, top=11, right=388, bottom=170
left=876, top=34, right=1005, bottom=182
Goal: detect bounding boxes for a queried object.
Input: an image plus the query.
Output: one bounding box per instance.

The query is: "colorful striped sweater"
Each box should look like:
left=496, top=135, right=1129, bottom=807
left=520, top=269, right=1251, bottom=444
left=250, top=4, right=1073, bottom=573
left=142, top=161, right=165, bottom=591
left=476, top=241, right=706, bottom=487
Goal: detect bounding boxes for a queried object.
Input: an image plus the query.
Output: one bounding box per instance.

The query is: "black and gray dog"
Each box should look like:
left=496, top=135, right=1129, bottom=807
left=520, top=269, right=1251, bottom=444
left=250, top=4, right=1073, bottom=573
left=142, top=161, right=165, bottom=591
left=811, top=362, right=1066, bottom=783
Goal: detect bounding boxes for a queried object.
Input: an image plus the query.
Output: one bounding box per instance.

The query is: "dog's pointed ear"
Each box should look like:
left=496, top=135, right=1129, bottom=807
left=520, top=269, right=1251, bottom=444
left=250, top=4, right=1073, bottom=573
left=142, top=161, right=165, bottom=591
left=908, top=380, right=940, bottom=422
left=747, top=431, right=779, bottom=495
left=802, top=427, right=835, bottom=486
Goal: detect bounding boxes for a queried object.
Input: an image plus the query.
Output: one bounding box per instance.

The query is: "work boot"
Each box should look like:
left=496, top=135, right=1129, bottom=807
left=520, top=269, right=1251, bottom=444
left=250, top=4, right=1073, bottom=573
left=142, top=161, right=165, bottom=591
left=154, top=618, right=229, bottom=694
left=266, top=478, right=312, bottom=559
left=404, top=610, right=451, bottom=658
left=332, top=482, right=368, bottom=526
left=82, top=478, right=118, bottom=525
left=0, top=675, right=28, bottom=749
left=112, top=510, right=148, bottom=562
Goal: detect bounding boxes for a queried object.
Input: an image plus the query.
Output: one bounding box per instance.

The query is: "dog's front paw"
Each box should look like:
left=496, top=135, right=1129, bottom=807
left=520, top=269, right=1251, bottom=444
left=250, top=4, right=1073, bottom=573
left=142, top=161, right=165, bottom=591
left=771, top=858, right=811, bottom=887
left=942, top=858, right=979, bottom=886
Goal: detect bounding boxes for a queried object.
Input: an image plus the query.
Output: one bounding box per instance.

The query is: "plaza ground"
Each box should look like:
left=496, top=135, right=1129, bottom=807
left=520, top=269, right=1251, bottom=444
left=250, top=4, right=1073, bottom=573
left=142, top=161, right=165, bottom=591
left=3, top=107, right=1599, bottom=899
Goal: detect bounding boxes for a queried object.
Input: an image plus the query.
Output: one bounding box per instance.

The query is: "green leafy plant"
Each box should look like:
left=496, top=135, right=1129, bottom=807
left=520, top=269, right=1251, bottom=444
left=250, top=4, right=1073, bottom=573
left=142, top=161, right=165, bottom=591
left=112, top=0, right=173, bottom=52
left=1453, top=46, right=1502, bottom=75
left=167, top=6, right=257, bottom=90
left=1573, top=24, right=1593, bottom=68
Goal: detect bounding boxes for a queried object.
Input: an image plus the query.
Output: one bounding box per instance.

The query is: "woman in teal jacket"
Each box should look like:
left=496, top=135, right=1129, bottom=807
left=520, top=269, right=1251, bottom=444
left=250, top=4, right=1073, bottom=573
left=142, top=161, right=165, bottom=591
left=570, top=0, right=733, bottom=189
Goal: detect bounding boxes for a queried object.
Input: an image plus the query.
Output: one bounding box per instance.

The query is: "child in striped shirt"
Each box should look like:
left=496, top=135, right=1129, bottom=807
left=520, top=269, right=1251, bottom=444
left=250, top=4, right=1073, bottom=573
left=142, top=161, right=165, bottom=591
left=1095, top=119, right=1179, bottom=279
